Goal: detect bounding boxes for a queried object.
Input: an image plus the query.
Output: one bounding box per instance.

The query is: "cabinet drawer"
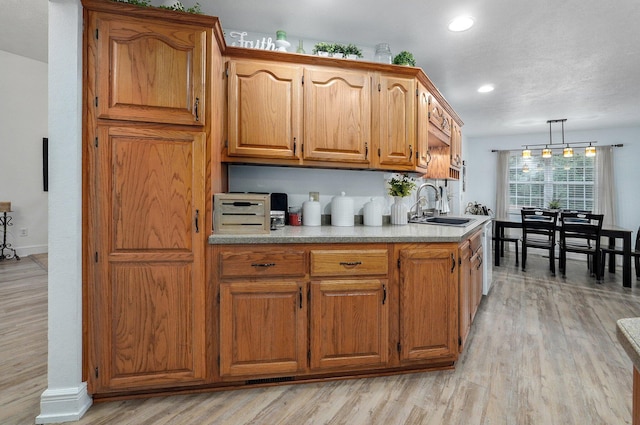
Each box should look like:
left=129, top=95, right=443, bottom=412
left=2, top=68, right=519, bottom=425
left=469, top=230, right=482, bottom=254
left=310, top=249, right=388, bottom=277
left=219, top=249, right=306, bottom=279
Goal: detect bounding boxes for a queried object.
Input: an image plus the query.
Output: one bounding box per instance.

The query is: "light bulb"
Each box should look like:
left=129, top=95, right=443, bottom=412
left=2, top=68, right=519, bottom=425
left=522, top=148, right=531, bottom=159
left=585, top=145, right=596, bottom=157
left=563, top=147, right=574, bottom=158
left=542, top=147, right=552, bottom=158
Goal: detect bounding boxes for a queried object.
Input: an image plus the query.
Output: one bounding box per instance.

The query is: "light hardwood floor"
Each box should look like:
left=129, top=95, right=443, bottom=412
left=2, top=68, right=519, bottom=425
left=1, top=252, right=639, bottom=425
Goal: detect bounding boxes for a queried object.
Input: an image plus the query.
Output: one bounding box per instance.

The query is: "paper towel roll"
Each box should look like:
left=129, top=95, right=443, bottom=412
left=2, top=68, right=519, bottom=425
left=302, top=197, right=321, bottom=226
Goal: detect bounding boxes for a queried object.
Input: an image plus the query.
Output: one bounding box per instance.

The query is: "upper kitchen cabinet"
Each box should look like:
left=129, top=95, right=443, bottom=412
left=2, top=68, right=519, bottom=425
left=374, top=74, right=416, bottom=170
left=427, top=95, right=452, bottom=147
left=223, top=47, right=462, bottom=173
left=303, top=67, right=371, bottom=164
left=226, top=59, right=302, bottom=161
left=91, top=10, right=207, bottom=126
left=449, top=122, right=462, bottom=179
left=415, top=83, right=431, bottom=172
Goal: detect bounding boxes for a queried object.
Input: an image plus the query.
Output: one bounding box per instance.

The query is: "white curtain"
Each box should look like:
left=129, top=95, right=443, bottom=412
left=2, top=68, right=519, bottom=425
left=495, top=151, right=510, bottom=220
left=594, top=146, right=617, bottom=228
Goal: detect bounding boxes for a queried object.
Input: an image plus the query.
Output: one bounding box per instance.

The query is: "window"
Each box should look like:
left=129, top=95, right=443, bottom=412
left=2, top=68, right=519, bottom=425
left=508, top=151, right=594, bottom=211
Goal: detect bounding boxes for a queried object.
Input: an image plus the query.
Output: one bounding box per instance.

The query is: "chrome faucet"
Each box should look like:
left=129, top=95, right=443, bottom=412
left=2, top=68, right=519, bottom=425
left=413, top=183, right=440, bottom=218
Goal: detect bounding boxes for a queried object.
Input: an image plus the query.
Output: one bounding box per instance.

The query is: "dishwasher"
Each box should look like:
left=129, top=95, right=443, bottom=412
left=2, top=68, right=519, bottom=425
left=482, top=220, right=493, bottom=295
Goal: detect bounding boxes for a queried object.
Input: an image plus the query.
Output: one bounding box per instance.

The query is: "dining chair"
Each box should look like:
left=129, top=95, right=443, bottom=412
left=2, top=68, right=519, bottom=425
left=600, top=225, right=640, bottom=281
left=521, top=208, right=558, bottom=276
left=493, top=233, right=519, bottom=266
left=558, top=212, right=604, bottom=281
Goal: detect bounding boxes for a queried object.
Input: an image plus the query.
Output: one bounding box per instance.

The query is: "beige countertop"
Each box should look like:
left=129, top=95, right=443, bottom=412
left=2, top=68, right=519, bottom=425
left=617, top=318, right=640, bottom=370
left=208, top=215, right=491, bottom=245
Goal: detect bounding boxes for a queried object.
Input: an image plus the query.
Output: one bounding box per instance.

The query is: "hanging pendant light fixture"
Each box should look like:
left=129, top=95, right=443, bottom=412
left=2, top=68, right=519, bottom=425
left=519, top=119, right=597, bottom=158
left=522, top=163, right=530, bottom=173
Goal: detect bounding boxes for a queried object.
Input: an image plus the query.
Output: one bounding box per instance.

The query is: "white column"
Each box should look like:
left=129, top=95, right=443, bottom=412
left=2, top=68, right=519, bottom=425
left=37, top=0, right=92, bottom=423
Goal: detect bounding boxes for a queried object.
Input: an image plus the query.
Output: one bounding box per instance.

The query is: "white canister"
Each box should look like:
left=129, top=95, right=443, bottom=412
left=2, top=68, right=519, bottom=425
left=302, top=197, right=321, bottom=226
left=363, top=197, right=382, bottom=226
left=331, top=192, right=354, bottom=227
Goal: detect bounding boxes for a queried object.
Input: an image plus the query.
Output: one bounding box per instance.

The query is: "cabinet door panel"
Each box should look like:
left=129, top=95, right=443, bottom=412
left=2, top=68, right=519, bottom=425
left=458, top=241, right=472, bottom=352
left=416, top=85, right=430, bottom=171
left=399, top=247, right=458, bottom=363
left=93, top=126, right=206, bottom=391
left=219, top=281, right=307, bottom=377
left=377, top=75, right=416, bottom=168
left=303, top=68, right=371, bottom=163
left=227, top=60, right=302, bottom=159
left=94, top=15, right=206, bottom=125
left=310, top=279, right=388, bottom=370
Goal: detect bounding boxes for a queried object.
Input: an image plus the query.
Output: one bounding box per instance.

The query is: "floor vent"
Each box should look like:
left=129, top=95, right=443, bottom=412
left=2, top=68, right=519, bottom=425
left=245, top=376, right=294, bottom=385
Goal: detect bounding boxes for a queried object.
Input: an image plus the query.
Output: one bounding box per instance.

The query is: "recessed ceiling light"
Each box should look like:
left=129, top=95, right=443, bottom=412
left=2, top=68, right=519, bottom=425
left=478, top=84, right=494, bottom=93
left=448, top=16, right=474, bottom=32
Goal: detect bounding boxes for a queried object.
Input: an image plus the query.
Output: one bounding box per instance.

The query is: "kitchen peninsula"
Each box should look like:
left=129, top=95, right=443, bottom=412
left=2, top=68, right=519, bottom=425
left=208, top=217, right=490, bottom=389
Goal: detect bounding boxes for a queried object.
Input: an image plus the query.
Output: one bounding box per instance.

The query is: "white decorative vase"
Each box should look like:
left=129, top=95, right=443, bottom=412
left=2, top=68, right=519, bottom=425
left=390, top=196, right=408, bottom=225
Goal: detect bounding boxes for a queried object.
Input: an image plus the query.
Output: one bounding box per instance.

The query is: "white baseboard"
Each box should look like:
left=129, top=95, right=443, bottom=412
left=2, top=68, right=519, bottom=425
left=36, top=382, right=92, bottom=424
left=16, top=244, right=48, bottom=257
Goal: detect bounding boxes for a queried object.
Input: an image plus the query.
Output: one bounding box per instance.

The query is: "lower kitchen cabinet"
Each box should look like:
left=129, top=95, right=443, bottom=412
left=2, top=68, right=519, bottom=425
left=397, top=244, right=459, bottom=364
left=219, top=280, right=308, bottom=378
left=310, top=278, right=389, bottom=370
left=173, top=239, right=479, bottom=397
left=458, top=238, right=472, bottom=352
left=459, top=229, right=484, bottom=352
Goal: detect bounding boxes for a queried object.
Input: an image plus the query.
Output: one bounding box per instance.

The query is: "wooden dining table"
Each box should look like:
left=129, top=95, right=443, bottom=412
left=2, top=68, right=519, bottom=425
left=493, top=217, right=634, bottom=287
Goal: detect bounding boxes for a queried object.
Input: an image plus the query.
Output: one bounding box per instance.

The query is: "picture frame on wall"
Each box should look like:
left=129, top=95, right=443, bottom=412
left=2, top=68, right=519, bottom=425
left=43, top=137, right=48, bottom=192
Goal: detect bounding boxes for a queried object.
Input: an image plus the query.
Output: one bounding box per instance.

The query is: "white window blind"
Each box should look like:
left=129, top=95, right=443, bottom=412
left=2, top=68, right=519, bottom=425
left=508, top=151, right=595, bottom=211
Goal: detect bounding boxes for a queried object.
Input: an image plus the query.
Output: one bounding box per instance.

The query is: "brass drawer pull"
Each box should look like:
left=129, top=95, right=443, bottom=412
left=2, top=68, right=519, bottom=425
left=340, top=261, right=362, bottom=267
left=251, top=263, right=276, bottom=268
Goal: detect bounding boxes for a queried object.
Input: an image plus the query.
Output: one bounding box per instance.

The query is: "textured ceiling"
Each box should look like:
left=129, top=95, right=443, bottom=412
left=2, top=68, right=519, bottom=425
left=3, top=0, right=640, bottom=138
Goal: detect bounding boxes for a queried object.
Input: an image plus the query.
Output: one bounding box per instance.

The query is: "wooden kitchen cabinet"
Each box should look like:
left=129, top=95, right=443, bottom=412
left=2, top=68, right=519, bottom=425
left=83, top=0, right=222, bottom=394
left=397, top=244, right=459, bottom=364
left=303, top=67, right=371, bottom=164
left=309, top=248, right=390, bottom=370
left=450, top=122, right=462, bottom=170
left=90, top=125, right=208, bottom=392
left=226, top=59, right=302, bottom=161
left=216, top=246, right=308, bottom=378
left=92, top=11, right=206, bottom=126
left=219, top=280, right=308, bottom=378
left=459, top=230, right=483, bottom=352
left=310, top=278, right=389, bottom=370
left=416, top=83, right=431, bottom=172
left=428, top=95, right=452, bottom=146
left=374, top=74, right=417, bottom=170
left=458, top=238, right=472, bottom=352
left=470, top=232, right=484, bottom=322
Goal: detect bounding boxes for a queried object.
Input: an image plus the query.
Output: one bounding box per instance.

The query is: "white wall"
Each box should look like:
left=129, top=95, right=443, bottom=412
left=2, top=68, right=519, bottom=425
left=0, top=50, right=48, bottom=256
left=462, top=126, right=640, bottom=236
left=228, top=165, right=456, bottom=217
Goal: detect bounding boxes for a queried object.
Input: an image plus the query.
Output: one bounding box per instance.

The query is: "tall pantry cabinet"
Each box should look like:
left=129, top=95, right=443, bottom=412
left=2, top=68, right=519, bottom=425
left=82, top=0, right=225, bottom=394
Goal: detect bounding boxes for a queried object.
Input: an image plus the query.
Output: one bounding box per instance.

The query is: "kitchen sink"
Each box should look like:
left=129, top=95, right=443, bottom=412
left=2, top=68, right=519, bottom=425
left=409, top=216, right=474, bottom=227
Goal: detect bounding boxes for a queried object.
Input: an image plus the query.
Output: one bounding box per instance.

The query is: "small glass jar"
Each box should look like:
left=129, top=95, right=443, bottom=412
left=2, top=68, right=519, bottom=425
left=374, top=43, right=392, bottom=64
